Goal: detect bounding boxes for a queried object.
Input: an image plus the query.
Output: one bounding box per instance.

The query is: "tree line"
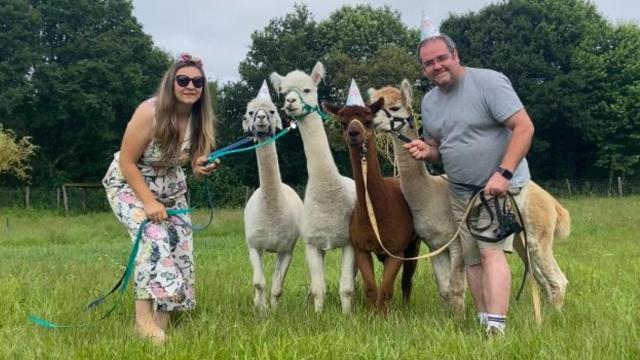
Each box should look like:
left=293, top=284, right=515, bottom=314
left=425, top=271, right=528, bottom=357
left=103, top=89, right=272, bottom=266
left=1, top=0, right=638, bottom=192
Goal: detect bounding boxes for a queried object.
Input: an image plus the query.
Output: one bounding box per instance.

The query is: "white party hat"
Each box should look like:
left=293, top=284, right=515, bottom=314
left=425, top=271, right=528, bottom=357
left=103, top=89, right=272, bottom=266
left=345, top=79, right=365, bottom=107
left=420, top=12, right=440, bottom=41
left=256, top=80, right=271, bottom=101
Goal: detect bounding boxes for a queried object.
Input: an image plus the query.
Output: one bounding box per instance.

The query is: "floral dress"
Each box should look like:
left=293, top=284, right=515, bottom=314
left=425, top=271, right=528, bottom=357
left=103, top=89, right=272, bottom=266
left=102, top=99, right=195, bottom=312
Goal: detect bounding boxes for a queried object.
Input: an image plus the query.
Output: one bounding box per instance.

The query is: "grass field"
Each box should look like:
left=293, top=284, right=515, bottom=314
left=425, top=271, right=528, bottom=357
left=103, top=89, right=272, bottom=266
left=1, top=196, right=639, bottom=359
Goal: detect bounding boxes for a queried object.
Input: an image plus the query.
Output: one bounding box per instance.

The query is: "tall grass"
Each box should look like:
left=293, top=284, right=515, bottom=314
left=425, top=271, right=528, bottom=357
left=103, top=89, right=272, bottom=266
left=1, top=197, right=639, bottom=359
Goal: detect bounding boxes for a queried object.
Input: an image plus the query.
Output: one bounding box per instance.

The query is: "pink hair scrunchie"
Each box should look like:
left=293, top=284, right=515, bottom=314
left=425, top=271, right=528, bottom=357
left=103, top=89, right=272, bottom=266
left=178, top=52, right=203, bottom=68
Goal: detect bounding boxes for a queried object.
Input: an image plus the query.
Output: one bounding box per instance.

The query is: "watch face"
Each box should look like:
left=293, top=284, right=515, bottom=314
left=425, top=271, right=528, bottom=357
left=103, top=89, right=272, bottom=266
left=498, top=167, right=513, bottom=180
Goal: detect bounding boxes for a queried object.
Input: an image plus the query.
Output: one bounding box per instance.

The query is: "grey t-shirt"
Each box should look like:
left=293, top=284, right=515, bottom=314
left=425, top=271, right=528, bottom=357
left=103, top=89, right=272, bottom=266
left=422, top=67, right=530, bottom=196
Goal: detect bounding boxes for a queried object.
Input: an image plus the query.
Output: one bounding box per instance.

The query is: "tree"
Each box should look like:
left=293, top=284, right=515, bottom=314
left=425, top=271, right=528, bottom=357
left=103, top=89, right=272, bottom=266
left=0, top=125, right=37, bottom=180
left=0, top=0, right=170, bottom=185
left=571, top=23, right=640, bottom=179
left=222, top=4, right=421, bottom=187
left=441, top=0, right=611, bottom=179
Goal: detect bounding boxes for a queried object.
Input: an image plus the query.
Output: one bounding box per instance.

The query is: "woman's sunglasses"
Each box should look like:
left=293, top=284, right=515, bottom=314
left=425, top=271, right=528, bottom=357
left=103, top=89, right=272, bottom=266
left=175, top=75, right=204, bottom=88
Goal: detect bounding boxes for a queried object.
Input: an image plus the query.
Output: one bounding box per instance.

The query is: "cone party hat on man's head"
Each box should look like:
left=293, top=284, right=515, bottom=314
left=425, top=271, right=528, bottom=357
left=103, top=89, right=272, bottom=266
left=345, top=79, right=365, bottom=107
left=420, top=12, right=440, bottom=41
left=256, top=80, right=272, bottom=101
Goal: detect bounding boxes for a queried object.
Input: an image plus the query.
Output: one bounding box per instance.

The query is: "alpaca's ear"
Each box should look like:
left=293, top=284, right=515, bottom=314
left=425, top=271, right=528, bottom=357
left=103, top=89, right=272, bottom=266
left=242, top=114, right=250, bottom=133
left=311, top=62, right=325, bottom=85
left=269, top=72, right=284, bottom=93
left=400, top=79, right=413, bottom=109
left=366, top=88, right=377, bottom=104
left=322, top=101, right=340, bottom=115
left=369, top=97, right=385, bottom=114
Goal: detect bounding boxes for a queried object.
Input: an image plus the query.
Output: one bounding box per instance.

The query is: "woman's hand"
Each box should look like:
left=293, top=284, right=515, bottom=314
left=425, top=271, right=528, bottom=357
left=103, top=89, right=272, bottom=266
left=193, top=155, right=220, bottom=176
left=144, top=199, right=168, bottom=223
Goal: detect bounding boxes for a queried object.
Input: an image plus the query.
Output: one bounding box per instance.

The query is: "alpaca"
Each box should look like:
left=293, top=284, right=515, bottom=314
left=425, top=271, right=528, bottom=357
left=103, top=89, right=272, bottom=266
left=370, top=80, right=570, bottom=309
left=242, top=85, right=304, bottom=311
left=367, top=80, right=466, bottom=314
left=324, top=97, right=420, bottom=312
left=270, top=63, right=357, bottom=313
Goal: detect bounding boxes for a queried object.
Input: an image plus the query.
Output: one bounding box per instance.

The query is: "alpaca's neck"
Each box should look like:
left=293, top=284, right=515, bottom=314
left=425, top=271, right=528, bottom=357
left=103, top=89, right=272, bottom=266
left=349, top=137, right=387, bottom=209
left=256, top=142, right=282, bottom=193
left=297, top=113, right=340, bottom=181
left=392, top=127, right=437, bottom=190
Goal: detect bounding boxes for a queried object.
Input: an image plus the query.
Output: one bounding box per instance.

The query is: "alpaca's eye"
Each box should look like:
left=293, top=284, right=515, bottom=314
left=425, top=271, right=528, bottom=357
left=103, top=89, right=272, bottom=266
left=269, top=110, right=275, bottom=115
left=303, top=88, right=311, bottom=93
left=389, top=106, right=400, bottom=112
left=248, top=111, right=254, bottom=116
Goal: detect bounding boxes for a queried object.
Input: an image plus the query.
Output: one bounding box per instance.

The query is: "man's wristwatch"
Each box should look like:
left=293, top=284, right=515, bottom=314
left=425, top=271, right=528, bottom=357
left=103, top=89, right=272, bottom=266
left=496, top=166, right=513, bottom=180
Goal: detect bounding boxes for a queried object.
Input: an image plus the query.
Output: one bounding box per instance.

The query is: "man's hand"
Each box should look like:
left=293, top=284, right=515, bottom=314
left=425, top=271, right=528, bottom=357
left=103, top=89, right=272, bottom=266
left=484, top=171, right=510, bottom=196
left=403, top=139, right=431, bottom=160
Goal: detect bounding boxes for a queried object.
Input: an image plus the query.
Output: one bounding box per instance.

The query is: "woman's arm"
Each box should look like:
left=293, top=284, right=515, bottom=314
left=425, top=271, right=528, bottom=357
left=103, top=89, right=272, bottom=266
left=118, top=101, right=167, bottom=222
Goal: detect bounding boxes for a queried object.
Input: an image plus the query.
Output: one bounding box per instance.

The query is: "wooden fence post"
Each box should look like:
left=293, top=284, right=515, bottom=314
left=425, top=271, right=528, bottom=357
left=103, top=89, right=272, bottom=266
left=62, top=185, right=69, bottom=215
left=618, top=176, right=623, bottom=197
left=25, top=186, right=31, bottom=208
left=565, top=179, right=572, bottom=198
left=82, top=187, right=87, bottom=212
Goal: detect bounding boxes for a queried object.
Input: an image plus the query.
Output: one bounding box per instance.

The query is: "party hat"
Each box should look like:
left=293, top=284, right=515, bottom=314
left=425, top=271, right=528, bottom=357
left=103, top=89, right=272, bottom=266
left=345, top=79, right=365, bottom=106
left=256, top=80, right=272, bottom=101
left=420, top=12, right=440, bottom=41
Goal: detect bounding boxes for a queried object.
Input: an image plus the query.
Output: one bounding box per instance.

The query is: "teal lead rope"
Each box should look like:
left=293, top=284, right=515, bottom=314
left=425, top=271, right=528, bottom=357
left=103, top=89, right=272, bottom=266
left=29, top=208, right=192, bottom=329
left=206, top=125, right=295, bottom=164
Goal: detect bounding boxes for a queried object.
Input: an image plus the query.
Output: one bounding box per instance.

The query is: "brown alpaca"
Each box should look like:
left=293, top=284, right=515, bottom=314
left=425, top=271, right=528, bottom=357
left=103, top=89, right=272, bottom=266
left=324, top=99, right=420, bottom=312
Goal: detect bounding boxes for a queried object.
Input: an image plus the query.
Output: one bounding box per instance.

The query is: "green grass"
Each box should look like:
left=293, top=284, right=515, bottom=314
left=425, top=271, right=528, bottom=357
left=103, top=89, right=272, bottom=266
left=1, top=197, right=639, bottom=359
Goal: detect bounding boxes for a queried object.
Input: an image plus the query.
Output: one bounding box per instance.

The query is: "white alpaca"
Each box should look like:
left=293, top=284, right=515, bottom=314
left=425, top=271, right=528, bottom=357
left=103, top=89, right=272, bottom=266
left=270, top=63, right=357, bottom=313
left=371, top=80, right=570, bottom=309
left=369, top=80, right=466, bottom=314
left=243, top=82, right=304, bottom=311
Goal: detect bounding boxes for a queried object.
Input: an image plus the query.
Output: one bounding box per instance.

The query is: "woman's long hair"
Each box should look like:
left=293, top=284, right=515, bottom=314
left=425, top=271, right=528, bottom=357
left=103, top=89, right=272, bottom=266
left=153, top=54, right=216, bottom=166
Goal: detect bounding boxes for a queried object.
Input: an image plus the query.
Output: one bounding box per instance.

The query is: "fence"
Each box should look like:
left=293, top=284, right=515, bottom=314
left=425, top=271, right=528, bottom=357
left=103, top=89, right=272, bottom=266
left=1, top=178, right=638, bottom=213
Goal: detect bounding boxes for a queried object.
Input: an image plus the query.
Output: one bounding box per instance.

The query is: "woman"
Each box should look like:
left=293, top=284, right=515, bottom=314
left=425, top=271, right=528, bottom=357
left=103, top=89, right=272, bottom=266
left=102, top=53, right=218, bottom=344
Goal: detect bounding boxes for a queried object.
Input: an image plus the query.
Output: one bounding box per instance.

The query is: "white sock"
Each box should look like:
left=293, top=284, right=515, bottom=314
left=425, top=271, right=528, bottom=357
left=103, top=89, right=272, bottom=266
left=478, top=312, right=488, bottom=325
left=486, top=313, right=506, bottom=331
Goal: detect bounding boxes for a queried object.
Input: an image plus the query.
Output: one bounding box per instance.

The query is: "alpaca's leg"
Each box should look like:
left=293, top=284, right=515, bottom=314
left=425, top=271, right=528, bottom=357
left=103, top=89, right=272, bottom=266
left=529, top=233, right=568, bottom=309
left=377, top=256, right=403, bottom=312
left=339, top=244, right=356, bottom=314
left=305, top=244, right=326, bottom=312
left=401, top=239, right=420, bottom=304
left=429, top=250, right=452, bottom=304
left=448, top=238, right=466, bottom=316
left=248, top=246, right=267, bottom=311
left=355, top=249, right=377, bottom=308
left=270, top=251, right=293, bottom=308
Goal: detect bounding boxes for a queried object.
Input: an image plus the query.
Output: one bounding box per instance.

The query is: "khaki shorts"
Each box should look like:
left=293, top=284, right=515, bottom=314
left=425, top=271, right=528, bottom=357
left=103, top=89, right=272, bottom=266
left=449, top=184, right=529, bottom=266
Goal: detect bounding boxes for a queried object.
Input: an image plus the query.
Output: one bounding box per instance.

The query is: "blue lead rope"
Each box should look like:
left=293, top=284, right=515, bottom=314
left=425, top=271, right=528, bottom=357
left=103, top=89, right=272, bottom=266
left=29, top=208, right=192, bottom=329
left=207, top=126, right=294, bottom=164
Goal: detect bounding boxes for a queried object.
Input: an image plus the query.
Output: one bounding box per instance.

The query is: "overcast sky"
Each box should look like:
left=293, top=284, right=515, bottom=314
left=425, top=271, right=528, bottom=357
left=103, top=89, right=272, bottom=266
left=131, top=0, right=639, bottom=83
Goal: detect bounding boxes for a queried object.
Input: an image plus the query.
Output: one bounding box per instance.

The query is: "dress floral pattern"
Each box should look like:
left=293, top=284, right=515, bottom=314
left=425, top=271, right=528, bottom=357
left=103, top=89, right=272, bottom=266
left=102, top=98, right=195, bottom=311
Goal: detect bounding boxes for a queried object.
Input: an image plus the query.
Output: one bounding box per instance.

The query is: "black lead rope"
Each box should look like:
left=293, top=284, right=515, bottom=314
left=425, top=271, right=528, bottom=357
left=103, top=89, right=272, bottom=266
left=390, top=126, right=531, bottom=301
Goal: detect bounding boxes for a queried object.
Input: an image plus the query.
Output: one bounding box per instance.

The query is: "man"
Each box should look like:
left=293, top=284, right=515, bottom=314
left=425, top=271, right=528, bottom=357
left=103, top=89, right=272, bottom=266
left=405, top=34, right=535, bottom=335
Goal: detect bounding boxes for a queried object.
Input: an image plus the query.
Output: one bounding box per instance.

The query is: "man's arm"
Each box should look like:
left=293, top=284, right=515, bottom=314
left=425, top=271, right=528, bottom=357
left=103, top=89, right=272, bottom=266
left=484, top=108, right=535, bottom=195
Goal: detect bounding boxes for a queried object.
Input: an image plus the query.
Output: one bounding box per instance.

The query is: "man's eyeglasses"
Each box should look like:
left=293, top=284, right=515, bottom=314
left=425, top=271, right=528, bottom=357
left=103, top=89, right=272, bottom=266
left=175, top=75, right=205, bottom=88
left=421, top=53, right=452, bottom=69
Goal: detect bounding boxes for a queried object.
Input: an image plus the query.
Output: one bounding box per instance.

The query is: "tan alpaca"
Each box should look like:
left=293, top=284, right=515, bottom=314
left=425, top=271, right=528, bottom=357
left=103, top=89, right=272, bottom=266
left=370, top=80, right=570, bottom=309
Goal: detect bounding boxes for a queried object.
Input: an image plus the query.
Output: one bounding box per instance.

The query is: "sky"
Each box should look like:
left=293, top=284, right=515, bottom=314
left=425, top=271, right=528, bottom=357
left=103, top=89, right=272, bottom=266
left=131, top=0, right=639, bottom=83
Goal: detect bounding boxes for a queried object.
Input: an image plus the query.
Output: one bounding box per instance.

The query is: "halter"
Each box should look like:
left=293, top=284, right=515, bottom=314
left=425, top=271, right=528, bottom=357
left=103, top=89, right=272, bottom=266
left=378, top=108, right=415, bottom=144
left=284, top=88, right=331, bottom=122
